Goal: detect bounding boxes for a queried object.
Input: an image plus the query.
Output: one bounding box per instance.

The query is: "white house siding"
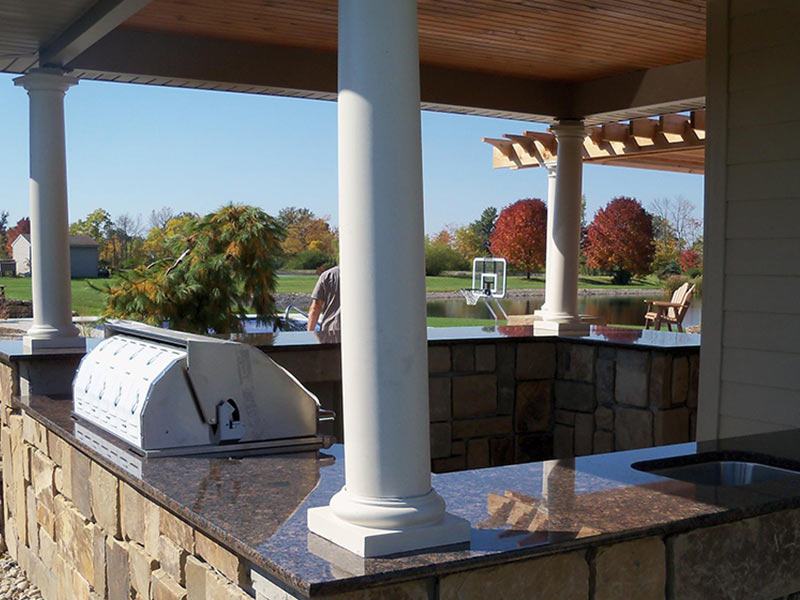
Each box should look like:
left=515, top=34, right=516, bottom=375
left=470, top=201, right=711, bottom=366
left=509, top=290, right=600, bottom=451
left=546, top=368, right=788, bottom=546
left=11, top=236, right=31, bottom=275
left=699, top=0, right=800, bottom=439
left=69, top=247, right=98, bottom=278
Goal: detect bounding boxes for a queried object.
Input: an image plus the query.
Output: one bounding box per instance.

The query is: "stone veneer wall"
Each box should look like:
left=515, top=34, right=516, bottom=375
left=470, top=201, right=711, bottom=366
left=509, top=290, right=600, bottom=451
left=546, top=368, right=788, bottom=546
left=265, top=339, right=699, bottom=473
left=0, top=400, right=256, bottom=600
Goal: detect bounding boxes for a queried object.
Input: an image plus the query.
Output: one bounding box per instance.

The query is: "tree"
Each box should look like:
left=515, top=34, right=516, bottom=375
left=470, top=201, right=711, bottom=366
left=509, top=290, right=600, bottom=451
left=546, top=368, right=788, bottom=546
left=453, top=225, right=483, bottom=263
left=584, top=197, right=655, bottom=283
left=141, top=213, right=198, bottom=264
left=0, top=211, right=8, bottom=258
left=101, top=204, right=285, bottom=334
left=679, top=249, right=702, bottom=273
left=149, top=206, right=175, bottom=230
left=650, top=196, right=701, bottom=250
left=6, top=217, right=31, bottom=257
left=489, top=199, right=547, bottom=279
left=277, top=206, right=336, bottom=257
left=469, top=207, right=497, bottom=255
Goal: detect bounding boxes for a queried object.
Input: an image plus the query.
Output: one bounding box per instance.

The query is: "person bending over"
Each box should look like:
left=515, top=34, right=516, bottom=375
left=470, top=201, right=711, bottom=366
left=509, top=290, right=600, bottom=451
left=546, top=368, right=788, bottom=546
left=307, top=265, right=340, bottom=332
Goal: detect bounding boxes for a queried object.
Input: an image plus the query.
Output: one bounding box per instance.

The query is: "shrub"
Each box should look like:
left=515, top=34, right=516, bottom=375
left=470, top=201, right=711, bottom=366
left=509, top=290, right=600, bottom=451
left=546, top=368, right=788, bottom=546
left=679, top=249, right=702, bottom=273
left=286, top=249, right=332, bottom=270
left=657, top=261, right=682, bottom=279
left=662, top=274, right=690, bottom=295
left=425, top=242, right=468, bottom=276
left=611, top=269, right=632, bottom=285
left=689, top=275, right=702, bottom=296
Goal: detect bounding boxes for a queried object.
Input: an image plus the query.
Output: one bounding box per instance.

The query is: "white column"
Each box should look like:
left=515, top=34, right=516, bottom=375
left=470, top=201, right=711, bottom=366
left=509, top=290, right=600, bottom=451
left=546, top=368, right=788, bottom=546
left=14, top=68, right=82, bottom=350
left=308, top=0, right=469, bottom=557
left=534, top=120, right=589, bottom=334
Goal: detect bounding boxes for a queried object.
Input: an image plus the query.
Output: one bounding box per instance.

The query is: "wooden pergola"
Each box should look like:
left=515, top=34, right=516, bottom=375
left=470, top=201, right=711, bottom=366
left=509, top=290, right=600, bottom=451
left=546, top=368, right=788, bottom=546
left=484, top=109, right=706, bottom=174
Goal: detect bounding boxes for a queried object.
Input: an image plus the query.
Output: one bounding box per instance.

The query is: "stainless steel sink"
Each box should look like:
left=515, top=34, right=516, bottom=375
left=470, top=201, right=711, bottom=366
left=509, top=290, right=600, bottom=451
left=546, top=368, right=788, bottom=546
left=636, top=459, right=800, bottom=487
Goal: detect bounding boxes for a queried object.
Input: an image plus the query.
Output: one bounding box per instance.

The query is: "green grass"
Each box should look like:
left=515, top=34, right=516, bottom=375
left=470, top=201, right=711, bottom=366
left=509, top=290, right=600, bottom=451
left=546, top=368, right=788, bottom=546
left=0, top=272, right=662, bottom=317
left=426, top=316, right=504, bottom=327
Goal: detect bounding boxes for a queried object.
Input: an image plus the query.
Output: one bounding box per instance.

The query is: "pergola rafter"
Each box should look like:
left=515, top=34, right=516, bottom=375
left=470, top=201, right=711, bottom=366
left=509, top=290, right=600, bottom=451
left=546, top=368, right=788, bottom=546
left=484, top=109, right=706, bottom=174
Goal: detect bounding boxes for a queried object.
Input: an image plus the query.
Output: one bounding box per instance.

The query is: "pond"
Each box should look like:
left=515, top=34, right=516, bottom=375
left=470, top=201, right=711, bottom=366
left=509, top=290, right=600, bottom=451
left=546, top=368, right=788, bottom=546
left=427, top=293, right=702, bottom=328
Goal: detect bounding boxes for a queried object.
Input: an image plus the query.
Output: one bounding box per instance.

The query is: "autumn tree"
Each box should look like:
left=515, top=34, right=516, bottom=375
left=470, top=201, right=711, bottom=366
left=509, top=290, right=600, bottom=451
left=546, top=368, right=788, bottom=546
left=278, top=207, right=337, bottom=256
left=453, top=225, right=483, bottom=262
left=489, top=199, right=547, bottom=279
left=6, top=217, right=31, bottom=256
left=584, top=197, right=654, bottom=284
left=101, top=204, right=284, bottom=334
left=0, top=211, right=8, bottom=258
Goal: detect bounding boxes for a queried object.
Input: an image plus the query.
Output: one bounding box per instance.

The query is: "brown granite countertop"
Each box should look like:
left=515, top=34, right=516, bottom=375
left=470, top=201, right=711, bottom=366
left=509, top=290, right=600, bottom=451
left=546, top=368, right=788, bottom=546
left=14, top=395, right=792, bottom=598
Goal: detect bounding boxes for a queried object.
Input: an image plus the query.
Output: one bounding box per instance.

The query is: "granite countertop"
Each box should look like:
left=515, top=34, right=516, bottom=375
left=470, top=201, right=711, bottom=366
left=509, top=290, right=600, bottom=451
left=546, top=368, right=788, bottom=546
left=14, top=395, right=799, bottom=597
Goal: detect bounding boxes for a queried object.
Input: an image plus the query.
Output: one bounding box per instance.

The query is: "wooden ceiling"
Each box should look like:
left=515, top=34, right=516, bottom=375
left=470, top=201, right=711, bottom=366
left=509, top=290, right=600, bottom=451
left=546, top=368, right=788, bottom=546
left=123, top=0, right=706, bottom=82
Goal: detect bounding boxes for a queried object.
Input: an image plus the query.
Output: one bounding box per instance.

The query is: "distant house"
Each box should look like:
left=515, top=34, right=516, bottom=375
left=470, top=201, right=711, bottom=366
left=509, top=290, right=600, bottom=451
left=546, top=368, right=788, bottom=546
left=12, top=234, right=99, bottom=278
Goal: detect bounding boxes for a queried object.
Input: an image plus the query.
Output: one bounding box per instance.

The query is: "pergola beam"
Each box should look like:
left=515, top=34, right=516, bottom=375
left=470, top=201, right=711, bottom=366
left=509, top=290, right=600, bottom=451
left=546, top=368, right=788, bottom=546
left=486, top=111, right=706, bottom=174
left=39, top=0, right=153, bottom=67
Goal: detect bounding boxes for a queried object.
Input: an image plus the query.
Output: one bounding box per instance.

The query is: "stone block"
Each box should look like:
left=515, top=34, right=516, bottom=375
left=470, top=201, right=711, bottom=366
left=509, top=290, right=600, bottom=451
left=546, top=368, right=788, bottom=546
left=515, top=433, right=553, bottom=463
left=159, top=535, right=188, bottom=585
left=669, top=508, right=800, bottom=600
left=160, top=507, right=194, bottom=553
left=430, top=423, right=451, bottom=459
left=554, top=409, right=575, bottom=426
left=452, top=417, right=512, bottom=439
left=463, top=438, right=487, bottom=469
left=690, top=411, right=697, bottom=440
left=688, top=354, right=699, bottom=408
left=428, top=346, right=451, bottom=374
left=26, top=484, right=38, bottom=554
left=594, top=536, right=665, bottom=600
left=557, top=343, right=595, bottom=383
left=554, top=380, right=595, bottom=412
left=121, top=482, right=146, bottom=545
left=5, top=516, right=17, bottom=561
left=497, top=380, right=515, bottom=415
left=70, top=569, right=92, bottom=600
left=39, top=528, right=56, bottom=570
left=515, top=342, right=556, bottom=380
left=268, top=349, right=340, bottom=383
left=654, top=408, right=689, bottom=446
left=93, top=521, right=107, bottom=595
left=55, top=495, right=102, bottom=588
left=475, top=344, right=496, bottom=372
left=514, top=380, right=552, bottom=433
left=70, top=447, right=92, bottom=518
left=185, top=555, right=208, bottom=600
left=129, top=541, right=159, bottom=599
left=595, top=357, right=616, bottom=406
left=451, top=440, right=465, bottom=456
left=195, top=531, right=246, bottom=587
left=152, top=569, right=187, bottom=600
left=573, top=413, right=594, bottom=456
left=671, top=356, right=689, bottom=405
left=496, top=342, right=515, bottom=379
left=615, top=350, right=649, bottom=407
left=428, top=376, right=451, bottom=422
left=553, top=424, right=574, bottom=458
left=32, top=450, right=55, bottom=511
left=452, top=375, right=497, bottom=418
left=90, top=461, right=120, bottom=537
left=22, top=413, right=38, bottom=446
left=432, top=455, right=466, bottom=473
left=144, top=498, right=161, bottom=557
left=648, top=352, right=672, bottom=409
left=489, top=437, right=514, bottom=466
left=595, top=406, right=614, bottom=431
left=452, top=344, right=475, bottom=372
left=614, top=408, right=653, bottom=451
left=107, top=537, right=131, bottom=600
left=593, top=430, right=614, bottom=454
left=439, top=551, right=588, bottom=600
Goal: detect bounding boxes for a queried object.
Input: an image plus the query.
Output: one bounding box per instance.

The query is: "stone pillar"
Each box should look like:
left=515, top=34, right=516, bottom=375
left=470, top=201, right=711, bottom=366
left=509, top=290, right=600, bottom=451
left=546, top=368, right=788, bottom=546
left=14, top=68, right=82, bottom=350
left=535, top=120, right=589, bottom=334
left=307, top=0, right=469, bottom=557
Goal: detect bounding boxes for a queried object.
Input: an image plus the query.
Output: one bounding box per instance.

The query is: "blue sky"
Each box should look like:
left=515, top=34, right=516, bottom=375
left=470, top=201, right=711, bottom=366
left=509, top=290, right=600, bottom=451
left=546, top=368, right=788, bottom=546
left=0, top=72, right=703, bottom=233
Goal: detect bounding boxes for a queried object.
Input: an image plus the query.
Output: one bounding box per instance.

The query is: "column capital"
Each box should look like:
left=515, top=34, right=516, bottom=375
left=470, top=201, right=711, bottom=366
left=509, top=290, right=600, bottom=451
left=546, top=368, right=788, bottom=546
left=550, top=119, right=586, bottom=139
left=14, top=68, right=78, bottom=94
left=544, top=160, right=558, bottom=175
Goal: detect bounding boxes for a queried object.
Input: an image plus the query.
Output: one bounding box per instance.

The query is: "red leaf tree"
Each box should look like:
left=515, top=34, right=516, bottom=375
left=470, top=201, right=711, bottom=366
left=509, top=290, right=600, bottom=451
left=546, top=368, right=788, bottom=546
left=5, top=217, right=30, bottom=256
left=489, top=198, right=547, bottom=279
left=679, top=249, right=702, bottom=272
left=584, top=197, right=654, bottom=280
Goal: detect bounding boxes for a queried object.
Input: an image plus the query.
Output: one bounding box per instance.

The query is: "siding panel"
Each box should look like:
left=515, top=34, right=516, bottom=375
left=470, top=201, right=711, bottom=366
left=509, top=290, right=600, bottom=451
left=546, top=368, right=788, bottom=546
left=720, top=381, right=800, bottom=428
left=723, top=311, right=800, bottom=353
left=725, top=239, right=800, bottom=276
left=724, top=276, right=800, bottom=314
left=726, top=198, right=800, bottom=238
left=727, top=160, right=800, bottom=202
left=722, top=348, right=800, bottom=391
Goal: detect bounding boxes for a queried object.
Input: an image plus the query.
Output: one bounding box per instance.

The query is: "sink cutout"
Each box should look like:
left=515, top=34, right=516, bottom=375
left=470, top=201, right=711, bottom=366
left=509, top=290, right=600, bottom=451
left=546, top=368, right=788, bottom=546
left=633, top=455, right=800, bottom=487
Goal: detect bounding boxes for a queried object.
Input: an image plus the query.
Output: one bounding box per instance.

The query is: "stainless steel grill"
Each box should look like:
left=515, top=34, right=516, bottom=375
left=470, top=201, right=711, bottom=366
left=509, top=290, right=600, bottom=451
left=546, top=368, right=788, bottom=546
left=73, top=320, right=334, bottom=456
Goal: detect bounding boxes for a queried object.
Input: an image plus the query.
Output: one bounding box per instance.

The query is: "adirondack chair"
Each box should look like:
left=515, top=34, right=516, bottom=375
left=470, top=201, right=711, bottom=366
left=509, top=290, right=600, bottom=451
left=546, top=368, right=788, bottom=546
left=643, top=282, right=696, bottom=332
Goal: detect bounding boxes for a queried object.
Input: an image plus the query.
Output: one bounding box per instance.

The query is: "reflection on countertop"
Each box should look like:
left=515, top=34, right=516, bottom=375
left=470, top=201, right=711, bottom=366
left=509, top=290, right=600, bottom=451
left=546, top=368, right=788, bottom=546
left=16, top=394, right=793, bottom=597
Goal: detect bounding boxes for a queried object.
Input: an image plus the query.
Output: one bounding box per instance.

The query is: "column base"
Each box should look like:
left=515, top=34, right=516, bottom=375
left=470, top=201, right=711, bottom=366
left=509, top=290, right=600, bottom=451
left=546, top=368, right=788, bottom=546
left=533, top=318, right=591, bottom=335
left=23, top=335, right=86, bottom=351
left=307, top=507, right=470, bottom=557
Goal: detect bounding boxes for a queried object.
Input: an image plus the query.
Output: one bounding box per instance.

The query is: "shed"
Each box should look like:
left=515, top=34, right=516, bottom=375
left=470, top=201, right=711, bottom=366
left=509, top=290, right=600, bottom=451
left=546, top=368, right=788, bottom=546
left=12, top=233, right=99, bottom=279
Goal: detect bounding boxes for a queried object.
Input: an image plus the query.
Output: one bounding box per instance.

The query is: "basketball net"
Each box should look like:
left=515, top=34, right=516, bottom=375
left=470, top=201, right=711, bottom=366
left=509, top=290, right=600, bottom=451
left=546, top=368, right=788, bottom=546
left=460, top=288, right=487, bottom=306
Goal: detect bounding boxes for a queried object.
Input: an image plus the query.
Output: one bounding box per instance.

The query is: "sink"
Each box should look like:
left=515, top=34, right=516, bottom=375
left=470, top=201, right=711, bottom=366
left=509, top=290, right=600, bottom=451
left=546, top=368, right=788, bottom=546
left=633, top=457, right=800, bottom=487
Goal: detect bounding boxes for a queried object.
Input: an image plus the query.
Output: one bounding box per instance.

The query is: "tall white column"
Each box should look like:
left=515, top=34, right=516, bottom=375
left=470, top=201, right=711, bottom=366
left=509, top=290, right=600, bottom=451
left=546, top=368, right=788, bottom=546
left=14, top=68, right=82, bottom=349
left=534, top=120, right=589, bottom=334
left=308, top=0, right=469, bottom=557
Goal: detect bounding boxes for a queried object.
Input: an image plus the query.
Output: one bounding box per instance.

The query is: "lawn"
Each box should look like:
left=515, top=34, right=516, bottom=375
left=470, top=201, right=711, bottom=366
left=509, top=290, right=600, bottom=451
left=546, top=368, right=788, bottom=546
left=1, top=273, right=661, bottom=317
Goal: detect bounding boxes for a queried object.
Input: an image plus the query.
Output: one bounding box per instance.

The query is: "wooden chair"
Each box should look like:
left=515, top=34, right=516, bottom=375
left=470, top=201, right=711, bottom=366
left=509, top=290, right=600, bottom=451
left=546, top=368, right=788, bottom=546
left=644, top=282, right=695, bottom=332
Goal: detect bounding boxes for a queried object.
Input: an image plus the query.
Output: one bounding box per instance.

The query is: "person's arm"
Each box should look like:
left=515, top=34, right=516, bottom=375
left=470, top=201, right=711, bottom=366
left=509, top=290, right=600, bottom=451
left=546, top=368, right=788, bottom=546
left=307, top=299, right=323, bottom=331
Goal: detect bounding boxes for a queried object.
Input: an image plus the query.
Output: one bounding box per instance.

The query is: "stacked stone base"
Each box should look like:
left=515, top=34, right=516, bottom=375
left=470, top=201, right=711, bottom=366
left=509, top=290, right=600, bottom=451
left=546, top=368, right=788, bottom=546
left=1, top=407, right=253, bottom=600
